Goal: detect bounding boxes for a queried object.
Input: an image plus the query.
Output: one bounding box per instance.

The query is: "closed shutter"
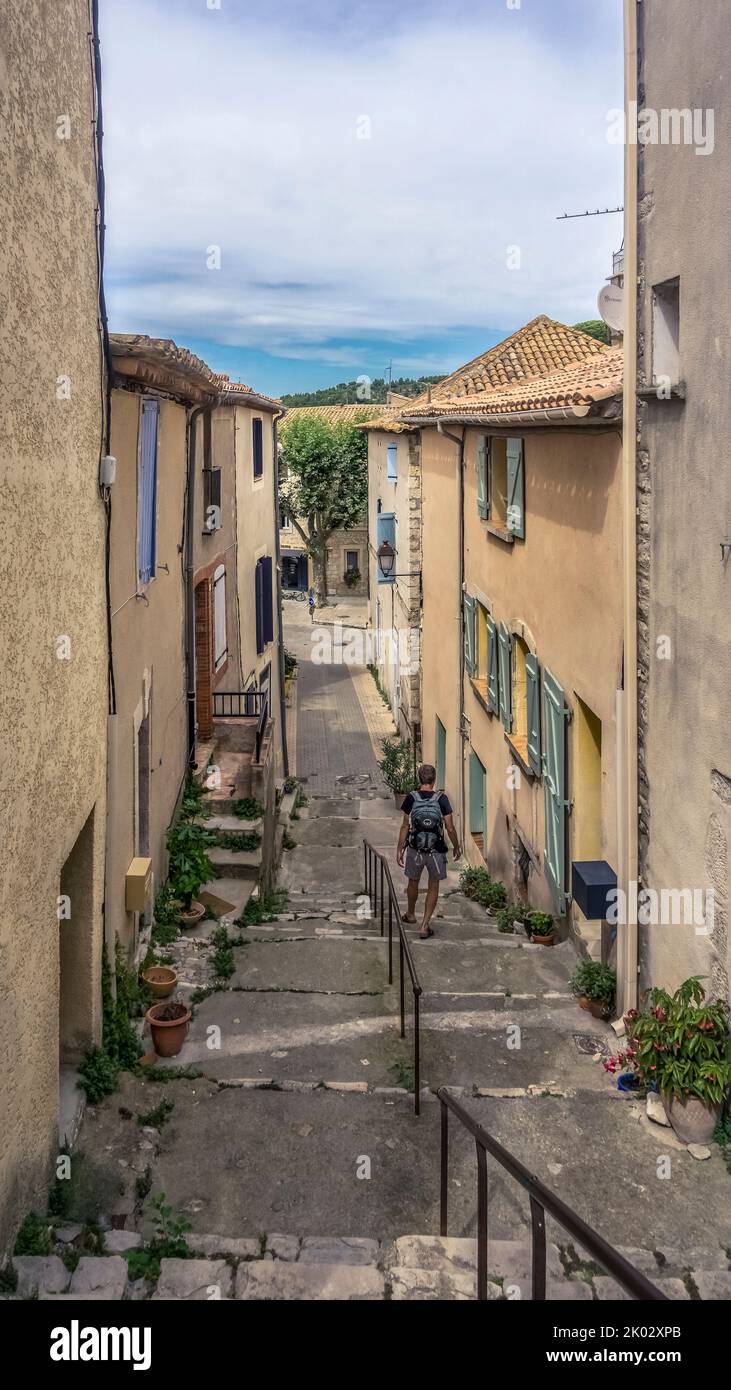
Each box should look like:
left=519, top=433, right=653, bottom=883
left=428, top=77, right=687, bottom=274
left=543, top=668, right=569, bottom=913
left=506, top=437, right=525, bottom=539
left=387, top=444, right=398, bottom=480
left=487, top=616, right=499, bottom=714
left=376, top=511, right=396, bottom=584
left=252, top=418, right=263, bottom=478
left=463, top=593, right=476, bottom=676
left=255, top=559, right=264, bottom=654
left=213, top=565, right=227, bottom=669
left=469, top=751, right=487, bottom=839
left=477, top=437, right=489, bottom=519
left=262, top=555, right=274, bottom=644
left=138, top=398, right=159, bottom=584
left=526, top=652, right=541, bottom=776
left=498, top=622, right=512, bottom=731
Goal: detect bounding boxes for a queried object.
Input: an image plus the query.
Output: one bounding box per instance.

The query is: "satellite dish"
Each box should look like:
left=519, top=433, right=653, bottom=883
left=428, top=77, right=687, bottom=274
left=598, top=281, right=624, bottom=332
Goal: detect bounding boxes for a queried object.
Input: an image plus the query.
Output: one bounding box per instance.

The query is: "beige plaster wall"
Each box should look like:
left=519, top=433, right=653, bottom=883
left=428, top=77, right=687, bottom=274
left=367, top=430, right=422, bottom=741
left=420, top=429, right=463, bottom=821
left=195, top=407, right=243, bottom=690
left=234, top=406, right=283, bottom=767
left=0, top=0, right=108, bottom=1255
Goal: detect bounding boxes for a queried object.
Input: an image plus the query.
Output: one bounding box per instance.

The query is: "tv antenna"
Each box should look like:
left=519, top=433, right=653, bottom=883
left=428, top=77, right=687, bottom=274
left=557, top=205, right=624, bottom=220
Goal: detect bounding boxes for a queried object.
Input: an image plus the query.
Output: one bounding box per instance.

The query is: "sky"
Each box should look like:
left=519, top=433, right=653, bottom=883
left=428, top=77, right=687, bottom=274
left=100, top=0, right=624, bottom=396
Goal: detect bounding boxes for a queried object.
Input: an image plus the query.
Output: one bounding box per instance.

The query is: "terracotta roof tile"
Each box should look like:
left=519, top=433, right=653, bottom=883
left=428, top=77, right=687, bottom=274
left=279, top=403, right=397, bottom=431
left=400, top=348, right=623, bottom=421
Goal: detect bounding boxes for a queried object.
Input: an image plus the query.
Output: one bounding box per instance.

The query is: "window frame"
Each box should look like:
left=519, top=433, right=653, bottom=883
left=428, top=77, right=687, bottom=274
left=252, top=417, right=264, bottom=480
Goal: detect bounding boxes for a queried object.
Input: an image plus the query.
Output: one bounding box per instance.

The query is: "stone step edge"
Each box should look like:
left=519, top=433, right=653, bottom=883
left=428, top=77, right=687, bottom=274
left=212, top=1078, right=577, bottom=1099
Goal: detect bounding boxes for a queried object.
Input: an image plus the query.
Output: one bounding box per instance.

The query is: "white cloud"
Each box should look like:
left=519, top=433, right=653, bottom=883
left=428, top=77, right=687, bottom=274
left=101, top=0, right=623, bottom=357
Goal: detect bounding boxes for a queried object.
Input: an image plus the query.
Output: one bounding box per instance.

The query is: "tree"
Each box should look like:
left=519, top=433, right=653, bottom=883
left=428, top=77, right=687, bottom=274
left=279, top=413, right=369, bottom=602
left=281, top=373, right=444, bottom=407
left=573, top=319, right=611, bottom=345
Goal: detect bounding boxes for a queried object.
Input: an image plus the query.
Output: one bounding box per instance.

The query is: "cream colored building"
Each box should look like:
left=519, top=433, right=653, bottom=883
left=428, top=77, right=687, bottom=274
left=0, top=0, right=108, bottom=1256
left=405, top=320, right=624, bottom=953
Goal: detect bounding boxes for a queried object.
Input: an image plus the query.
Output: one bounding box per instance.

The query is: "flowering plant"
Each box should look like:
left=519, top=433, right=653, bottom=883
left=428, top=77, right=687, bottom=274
left=603, top=976, right=731, bottom=1106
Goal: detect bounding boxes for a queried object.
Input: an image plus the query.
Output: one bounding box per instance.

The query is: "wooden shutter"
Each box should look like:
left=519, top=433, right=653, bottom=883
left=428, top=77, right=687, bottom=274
left=204, top=468, right=222, bottom=532
left=543, top=668, right=569, bottom=913
left=463, top=593, right=476, bottom=676
left=213, top=565, right=227, bottom=669
left=469, top=751, right=486, bottom=839
left=252, top=418, right=263, bottom=478
left=477, top=437, right=489, bottom=519
left=526, top=652, right=541, bottom=776
left=487, top=616, right=499, bottom=713
left=255, top=559, right=264, bottom=654
left=262, top=555, right=274, bottom=644
left=387, top=444, right=398, bottom=480
left=506, top=437, right=525, bottom=539
left=138, top=398, right=159, bottom=584
left=498, top=622, right=512, bottom=731
left=376, top=511, right=396, bottom=584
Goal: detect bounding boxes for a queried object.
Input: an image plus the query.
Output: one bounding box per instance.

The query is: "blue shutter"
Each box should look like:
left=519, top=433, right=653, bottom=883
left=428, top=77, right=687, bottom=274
left=138, top=398, right=159, bottom=584
left=255, top=559, right=264, bottom=654
left=498, top=622, right=512, bottom=731
left=507, top=437, right=525, bottom=539
left=376, top=511, right=396, bottom=584
left=262, top=556, right=274, bottom=644
left=463, top=594, right=476, bottom=676
left=387, top=444, right=398, bottom=480
left=526, top=652, right=541, bottom=777
left=543, top=669, right=569, bottom=913
left=487, top=615, right=498, bottom=714
left=477, top=437, right=489, bottom=519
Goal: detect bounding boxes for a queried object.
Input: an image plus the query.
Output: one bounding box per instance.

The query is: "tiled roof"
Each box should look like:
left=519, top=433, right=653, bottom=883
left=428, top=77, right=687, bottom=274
left=109, top=335, right=280, bottom=407
left=399, top=348, right=623, bottom=421
left=279, top=403, right=396, bottom=431
left=215, top=375, right=282, bottom=409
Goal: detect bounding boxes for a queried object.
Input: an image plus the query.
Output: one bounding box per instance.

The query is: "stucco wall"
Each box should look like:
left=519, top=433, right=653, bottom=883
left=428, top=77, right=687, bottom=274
left=107, top=389, right=189, bottom=956
left=420, top=430, right=463, bottom=822
left=636, top=0, right=731, bottom=1002
left=367, top=429, right=422, bottom=741
left=0, top=0, right=108, bottom=1255
left=234, top=405, right=283, bottom=768
left=194, top=407, right=243, bottom=690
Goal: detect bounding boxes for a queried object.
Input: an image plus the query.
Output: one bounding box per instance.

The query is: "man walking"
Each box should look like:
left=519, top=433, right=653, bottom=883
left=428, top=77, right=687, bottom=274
left=396, top=764, right=461, bottom=938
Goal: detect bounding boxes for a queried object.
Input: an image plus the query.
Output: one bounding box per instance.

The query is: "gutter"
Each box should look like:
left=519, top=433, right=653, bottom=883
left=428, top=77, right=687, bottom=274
left=618, top=0, right=640, bottom=1014
left=436, top=421, right=467, bottom=845
left=400, top=404, right=599, bottom=428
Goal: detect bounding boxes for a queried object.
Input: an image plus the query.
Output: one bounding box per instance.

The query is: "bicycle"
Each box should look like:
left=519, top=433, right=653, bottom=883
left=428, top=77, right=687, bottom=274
left=282, top=589, right=307, bottom=602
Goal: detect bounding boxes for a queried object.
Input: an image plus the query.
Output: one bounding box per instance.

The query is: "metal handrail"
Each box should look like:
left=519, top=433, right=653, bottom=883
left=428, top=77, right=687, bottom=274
left=437, top=1087, right=668, bottom=1302
left=212, top=690, right=262, bottom=718
left=363, top=839, right=422, bottom=1115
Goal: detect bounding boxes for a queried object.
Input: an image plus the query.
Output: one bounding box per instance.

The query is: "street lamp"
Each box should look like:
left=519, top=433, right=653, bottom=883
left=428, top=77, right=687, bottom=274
left=377, top=539, right=396, bottom=579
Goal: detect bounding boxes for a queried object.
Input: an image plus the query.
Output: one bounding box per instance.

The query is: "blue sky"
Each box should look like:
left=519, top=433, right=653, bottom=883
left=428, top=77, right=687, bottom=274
left=100, top=0, right=623, bottom=395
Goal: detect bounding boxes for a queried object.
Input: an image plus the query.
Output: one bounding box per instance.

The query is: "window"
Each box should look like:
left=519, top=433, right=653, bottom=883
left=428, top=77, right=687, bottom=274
left=203, top=467, right=222, bottom=533
left=387, top=443, right=398, bottom=480
left=543, top=669, right=569, bottom=914
left=477, top=435, right=525, bottom=539
left=508, top=636, right=540, bottom=776
left=213, top=565, right=227, bottom=670
left=652, top=278, right=680, bottom=387
left=279, top=509, right=292, bottom=531
left=376, top=511, right=396, bottom=584
left=138, top=398, right=159, bottom=584
left=435, top=717, right=446, bottom=792
left=575, top=697, right=602, bottom=860
left=252, top=417, right=264, bottom=479
left=497, top=622, right=512, bottom=731
left=469, top=751, right=487, bottom=858
left=255, top=555, right=274, bottom=655
left=346, top=550, right=359, bottom=572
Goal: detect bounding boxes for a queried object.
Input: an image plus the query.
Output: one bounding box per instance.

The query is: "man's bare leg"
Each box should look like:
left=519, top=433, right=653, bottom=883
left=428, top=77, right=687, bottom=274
left=420, top=879, right=440, bottom=935
left=404, top=878, right=419, bottom=923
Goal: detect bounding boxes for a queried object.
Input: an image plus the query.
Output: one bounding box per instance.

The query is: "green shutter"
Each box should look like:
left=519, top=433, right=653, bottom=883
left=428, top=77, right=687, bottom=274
left=469, top=751, right=487, bottom=841
left=477, top=438, right=489, bottom=519
left=498, top=622, right=512, bottom=731
left=526, top=652, right=541, bottom=777
left=506, top=437, right=525, bottom=539
left=463, top=593, right=476, bottom=676
left=435, top=717, right=447, bottom=792
left=543, top=669, right=569, bottom=914
left=487, top=615, right=498, bottom=713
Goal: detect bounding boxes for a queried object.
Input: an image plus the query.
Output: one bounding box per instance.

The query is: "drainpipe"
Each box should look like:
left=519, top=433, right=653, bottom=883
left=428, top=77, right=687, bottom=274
left=437, top=421, right=466, bottom=843
left=185, top=402, right=214, bottom=767
left=618, top=0, right=640, bottom=1014
left=272, top=410, right=290, bottom=778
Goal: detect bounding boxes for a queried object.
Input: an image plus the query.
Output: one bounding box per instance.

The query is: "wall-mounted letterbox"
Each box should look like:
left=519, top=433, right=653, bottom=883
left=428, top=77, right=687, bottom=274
left=571, top=861, right=617, bottom=921
left=125, top=857, right=152, bottom=912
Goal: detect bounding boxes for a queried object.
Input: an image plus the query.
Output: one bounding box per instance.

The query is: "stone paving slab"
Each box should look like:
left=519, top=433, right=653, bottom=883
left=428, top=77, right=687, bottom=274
left=155, top=1258, right=233, bottom=1300
left=230, top=936, right=390, bottom=995
left=236, top=1261, right=385, bottom=1299
left=299, top=1236, right=380, bottom=1265
left=69, top=1256, right=128, bottom=1299
left=279, top=844, right=362, bottom=893
left=13, top=1255, right=69, bottom=1298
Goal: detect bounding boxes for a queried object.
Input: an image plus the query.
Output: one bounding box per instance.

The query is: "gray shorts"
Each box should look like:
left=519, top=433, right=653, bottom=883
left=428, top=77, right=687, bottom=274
left=404, top=847, right=447, bottom=882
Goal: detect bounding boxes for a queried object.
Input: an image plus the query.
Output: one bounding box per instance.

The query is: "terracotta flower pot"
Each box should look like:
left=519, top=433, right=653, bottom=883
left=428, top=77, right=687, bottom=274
left=180, top=900, right=205, bottom=928
left=530, top=933, right=555, bottom=946
left=661, top=1092, right=721, bottom=1145
left=141, top=965, right=178, bottom=1000
left=146, top=1002, right=191, bottom=1058
left=577, top=995, right=592, bottom=1012
left=588, top=999, right=610, bottom=1019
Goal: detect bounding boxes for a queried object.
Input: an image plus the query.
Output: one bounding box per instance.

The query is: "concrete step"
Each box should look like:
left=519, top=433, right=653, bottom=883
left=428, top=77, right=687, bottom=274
left=209, top=846, right=262, bottom=880
left=207, top=815, right=263, bottom=836
left=198, top=877, right=256, bottom=923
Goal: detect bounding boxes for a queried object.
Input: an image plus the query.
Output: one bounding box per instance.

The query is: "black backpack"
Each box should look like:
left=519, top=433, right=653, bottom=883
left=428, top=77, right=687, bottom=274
left=408, top=792, right=444, bottom=853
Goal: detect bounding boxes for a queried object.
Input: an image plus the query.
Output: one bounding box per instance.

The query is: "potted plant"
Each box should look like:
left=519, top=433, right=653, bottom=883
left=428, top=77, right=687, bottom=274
left=146, top=1001, right=192, bottom=1058
left=495, top=904, right=518, bottom=934
left=618, top=977, right=731, bottom=1144
left=166, top=821, right=214, bottom=926
left=377, top=735, right=415, bottom=807
left=343, top=566, right=361, bottom=589
left=569, top=960, right=616, bottom=1018
left=140, top=965, right=178, bottom=999
left=458, top=867, right=507, bottom=915
left=526, top=911, right=555, bottom=946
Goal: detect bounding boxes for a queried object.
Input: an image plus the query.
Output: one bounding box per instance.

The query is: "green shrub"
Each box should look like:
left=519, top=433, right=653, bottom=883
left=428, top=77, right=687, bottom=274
left=569, top=960, right=616, bottom=1008
left=459, top=866, right=507, bottom=912
left=211, top=926, right=235, bottom=980
left=14, top=1211, right=52, bottom=1256
left=377, top=735, right=415, bottom=794
left=179, top=773, right=212, bottom=821
left=232, top=797, right=264, bottom=820
left=619, top=977, right=731, bottom=1106
left=526, top=911, right=555, bottom=938
left=166, top=821, right=214, bottom=908
left=237, top=890, right=289, bottom=927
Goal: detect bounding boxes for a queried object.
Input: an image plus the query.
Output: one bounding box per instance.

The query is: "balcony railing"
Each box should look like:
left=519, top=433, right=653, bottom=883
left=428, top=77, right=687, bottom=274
left=212, top=689, right=270, bottom=762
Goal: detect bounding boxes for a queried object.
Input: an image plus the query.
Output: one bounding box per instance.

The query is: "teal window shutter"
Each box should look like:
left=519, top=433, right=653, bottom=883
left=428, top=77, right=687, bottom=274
left=463, top=593, right=476, bottom=676
left=376, top=511, right=396, bottom=584
left=487, top=616, right=498, bottom=713
left=469, top=751, right=487, bottom=842
left=506, top=437, right=525, bottom=539
left=498, top=622, right=512, bottom=731
left=526, top=652, right=541, bottom=776
left=477, top=437, right=489, bottom=519
left=543, top=669, right=569, bottom=913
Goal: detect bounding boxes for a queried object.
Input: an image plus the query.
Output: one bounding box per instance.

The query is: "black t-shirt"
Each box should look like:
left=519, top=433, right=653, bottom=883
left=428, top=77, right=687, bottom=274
left=401, top=790, right=452, bottom=853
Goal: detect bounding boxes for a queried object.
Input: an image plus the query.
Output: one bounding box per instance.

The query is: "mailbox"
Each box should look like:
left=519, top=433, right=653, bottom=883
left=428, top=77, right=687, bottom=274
left=125, top=857, right=153, bottom=912
left=571, top=861, right=617, bottom=921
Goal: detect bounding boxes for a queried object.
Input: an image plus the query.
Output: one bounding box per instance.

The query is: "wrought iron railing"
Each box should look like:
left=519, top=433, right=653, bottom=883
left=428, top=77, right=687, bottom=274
left=363, top=840, right=422, bottom=1115
left=437, top=1087, right=668, bottom=1302
left=212, top=690, right=262, bottom=719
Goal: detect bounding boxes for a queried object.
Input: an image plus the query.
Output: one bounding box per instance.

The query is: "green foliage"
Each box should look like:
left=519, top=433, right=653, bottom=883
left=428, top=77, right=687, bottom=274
left=139, top=1066, right=203, bottom=1084
left=526, top=911, right=555, bottom=938
left=232, top=796, right=264, bottom=820
left=459, top=866, right=507, bottom=912
left=279, top=415, right=369, bottom=596
left=79, top=943, right=143, bottom=1102
left=377, top=735, right=415, bottom=794
left=138, top=1097, right=175, bottom=1129
left=166, top=820, right=214, bottom=908
left=211, top=829, right=261, bottom=853
left=569, top=960, right=616, bottom=1008
left=619, top=977, right=731, bottom=1105
left=211, top=926, right=235, bottom=980
left=62, top=1248, right=81, bottom=1274
left=280, top=374, right=444, bottom=408
left=282, top=830, right=297, bottom=851
left=388, top=1058, right=415, bottom=1092
left=284, top=649, right=298, bottom=677
left=0, top=1264, right=18, bottom=1293
left=237, top=890, right=289, bottom=927
left=496, top=905, right=517, bottom=934
left=573, top=319, right=611, bottom=344
left=151, top=885, right=182, bottom=948
left=149, top=1193, right=191, bottom=1259
left=14, top=1211, right=52, bottom=1256
left=180, top=773, right=212, bottom=821
left=135, top=1168, right=153, bottom=1203
left=368, top=664, right=392, bottom=710
left=343, top=566, right=361, bottom=588
left=713, top=1113, right=731, bottom=1174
